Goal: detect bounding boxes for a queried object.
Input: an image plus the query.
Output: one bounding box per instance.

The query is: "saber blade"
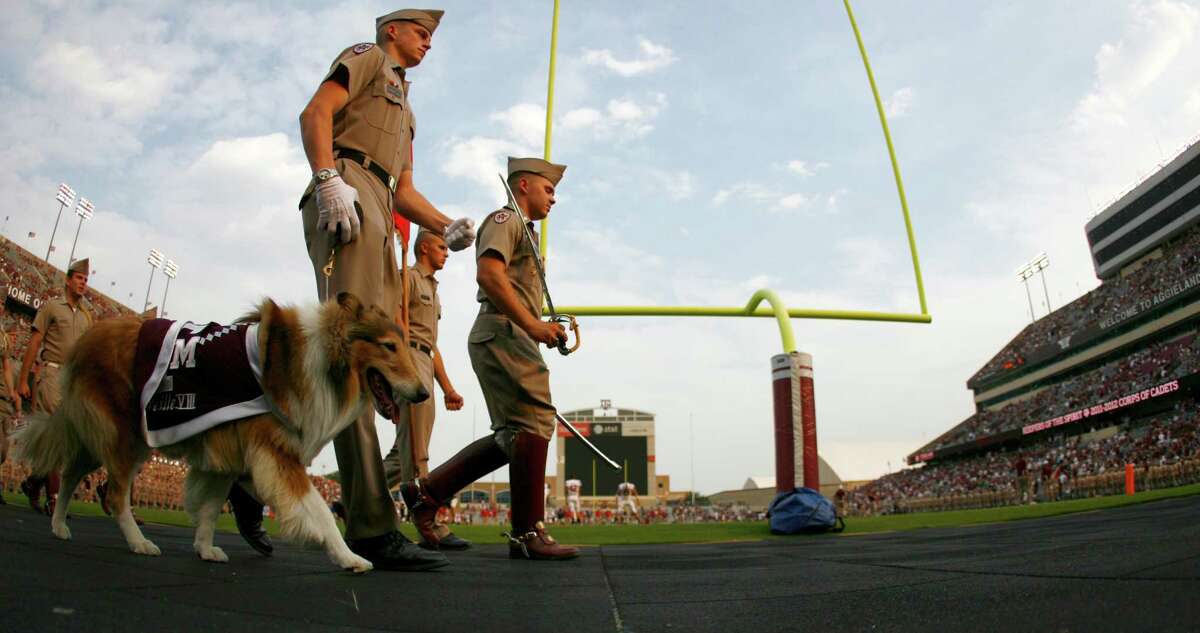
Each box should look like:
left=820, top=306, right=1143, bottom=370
left=557, top=414, right=621, bottom=471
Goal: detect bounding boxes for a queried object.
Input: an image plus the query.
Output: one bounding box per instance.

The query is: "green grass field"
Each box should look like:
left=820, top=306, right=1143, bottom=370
left=5, top=483, right=1198, bottom=545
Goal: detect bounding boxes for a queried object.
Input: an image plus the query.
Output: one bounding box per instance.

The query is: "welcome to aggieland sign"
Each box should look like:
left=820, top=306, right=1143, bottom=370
left=4, top=285, right=44, bottom=311
left=1021, top=378, right=1182, bottom=436
left=1099, top=271, right=1200, bottom=331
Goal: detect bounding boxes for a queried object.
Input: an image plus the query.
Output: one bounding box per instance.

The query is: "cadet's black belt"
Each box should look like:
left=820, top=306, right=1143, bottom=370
left=478, top=303, right=504, bottom=315
left=409, top=341, right=432, bottom=356
left=335, top=148, right=398, bottom=193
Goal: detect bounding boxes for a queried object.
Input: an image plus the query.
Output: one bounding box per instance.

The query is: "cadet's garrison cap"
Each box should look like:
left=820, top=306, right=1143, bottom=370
left=507, top=157, right=567, bottom=187
left=67, top=258, right=89, bottom=276
left=376, top=9, right=444, bottom=34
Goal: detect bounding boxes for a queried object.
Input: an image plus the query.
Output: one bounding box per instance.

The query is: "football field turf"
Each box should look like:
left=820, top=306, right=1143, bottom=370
left=5, top=482, right=1198, bottom=544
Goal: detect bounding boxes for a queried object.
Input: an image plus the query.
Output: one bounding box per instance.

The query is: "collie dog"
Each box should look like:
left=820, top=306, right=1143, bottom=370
left=15, top=293, right=424, bottom=573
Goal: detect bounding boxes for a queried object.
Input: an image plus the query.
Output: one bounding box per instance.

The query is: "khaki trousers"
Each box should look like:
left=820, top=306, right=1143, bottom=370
left=383, top=350, right=435, bottom=487
left=34, top=365, right=62, bottom=414
left=467, top=315, right=556, bottom=440
left=302, top=160, right=401, bottom=540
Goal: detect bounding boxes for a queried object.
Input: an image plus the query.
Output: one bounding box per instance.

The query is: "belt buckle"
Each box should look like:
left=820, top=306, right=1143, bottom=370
left=387, top=174, right=397, bottom=192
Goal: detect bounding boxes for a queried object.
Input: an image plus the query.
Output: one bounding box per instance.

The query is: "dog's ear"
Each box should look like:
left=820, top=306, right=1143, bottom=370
left=336, top=292, right=364, bottom=319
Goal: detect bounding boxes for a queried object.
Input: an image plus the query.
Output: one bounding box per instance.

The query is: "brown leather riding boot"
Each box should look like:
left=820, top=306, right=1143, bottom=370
left=506, top=433, right=578, bottom=561
left=401, top=435, right=508, bottom=548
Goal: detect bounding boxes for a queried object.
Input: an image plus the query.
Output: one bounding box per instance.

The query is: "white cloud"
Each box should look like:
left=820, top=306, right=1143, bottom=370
left=31, top=42, right=171, bottom=119
left=712, top=182, right=772, bottom=207
left=489, top=103, right=547, bottom=148
left=784, top=160, right=829, bottom=177
left=776, top=193, right=811, bottom=210
left=712, top=181, right=837, bottom=214
left=1071, top=0, right=1199, bottom=131
left=652, top=170, right=695, bottom=201
left=439, top=135, right=530, bottom=196
left=561, top=107, right=603, bottom=130
left=884, top=86, right=914, bottom=119
left=582, top=37, right=677, bottom=77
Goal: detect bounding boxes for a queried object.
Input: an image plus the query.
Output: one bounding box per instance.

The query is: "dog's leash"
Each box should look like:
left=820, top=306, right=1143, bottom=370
left=322, top=247, right=337, bottom=302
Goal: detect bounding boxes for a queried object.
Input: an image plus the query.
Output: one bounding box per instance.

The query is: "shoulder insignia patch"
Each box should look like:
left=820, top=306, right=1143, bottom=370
left=493, top=211, right=511, bottom=224
left=352, top=43, right=374, bottom=55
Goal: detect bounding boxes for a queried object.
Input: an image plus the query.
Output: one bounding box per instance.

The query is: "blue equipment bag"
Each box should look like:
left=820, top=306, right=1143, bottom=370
left=767, top=487, right=846, bottom=535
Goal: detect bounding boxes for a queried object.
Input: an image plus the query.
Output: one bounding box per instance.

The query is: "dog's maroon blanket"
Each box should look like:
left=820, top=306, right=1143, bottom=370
left=133, top=319, right=270, bottom=447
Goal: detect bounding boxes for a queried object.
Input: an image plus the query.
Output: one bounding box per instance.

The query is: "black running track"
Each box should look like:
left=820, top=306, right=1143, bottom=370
left=3, top=496, right=1199, bottom=632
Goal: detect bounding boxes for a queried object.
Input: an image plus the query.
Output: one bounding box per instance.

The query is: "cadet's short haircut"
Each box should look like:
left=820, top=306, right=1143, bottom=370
left=414, top=229, right=444, bottom=253
left=508, top=171, right=545, bottom=191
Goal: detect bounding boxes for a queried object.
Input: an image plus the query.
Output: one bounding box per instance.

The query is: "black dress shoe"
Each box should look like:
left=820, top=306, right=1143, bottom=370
left=20, top=477, right=42, bottom=513
left=433, top=531, right=472, bottom=551
left=346, top=531, right=449, bottom=571
left=228, top=484, right=273, bottom=557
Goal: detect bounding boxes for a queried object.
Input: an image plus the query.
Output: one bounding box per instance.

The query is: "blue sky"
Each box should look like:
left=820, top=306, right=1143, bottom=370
left=3, top=1, right=1200, bottom=492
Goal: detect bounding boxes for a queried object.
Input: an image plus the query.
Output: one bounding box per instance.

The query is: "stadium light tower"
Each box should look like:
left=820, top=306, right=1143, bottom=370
left=1030, top=252, right=1051, bottom=313
left=144, top=249, right=164, bottom=312
left=67, top=197, right=95, bottom=267
left=160, top=259, right=179, bottom=317
left=1017, top=263, right=1036, bottom=323
left=46, top=183, right=76, bottom=262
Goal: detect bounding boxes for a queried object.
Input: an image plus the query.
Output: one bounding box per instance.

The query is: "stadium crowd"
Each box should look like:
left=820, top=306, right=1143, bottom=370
left=930, top=328, right=1197, bottom=451
left=446, top=500, right=764, bottom=526
left=843, top=401, right=1200, bottom=516
left=972, top=225, right=1200, bottom=386
left=1, top=237, right=133, bottom=355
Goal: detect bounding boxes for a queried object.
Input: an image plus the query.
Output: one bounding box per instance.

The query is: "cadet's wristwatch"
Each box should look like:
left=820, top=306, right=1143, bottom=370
left=314, top=168, right=338, bottom=182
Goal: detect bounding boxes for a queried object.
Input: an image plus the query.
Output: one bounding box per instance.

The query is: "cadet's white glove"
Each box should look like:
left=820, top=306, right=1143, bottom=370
left=444, top=217, right=476, bottom=251
left=315, top=174, right=361, bottom=244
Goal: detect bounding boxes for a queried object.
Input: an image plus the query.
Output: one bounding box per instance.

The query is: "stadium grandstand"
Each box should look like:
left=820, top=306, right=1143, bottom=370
left=0, top=237, right=347, bottom=513
left=843, top=139, right=1200, bottom=517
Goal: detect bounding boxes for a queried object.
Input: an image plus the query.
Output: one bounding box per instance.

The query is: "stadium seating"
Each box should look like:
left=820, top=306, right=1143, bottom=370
left=844, top=402, right=1200, bottom=516
left=930, top=330, right=1197, bottom=452
left=970, top=225, right=1200, bottom=387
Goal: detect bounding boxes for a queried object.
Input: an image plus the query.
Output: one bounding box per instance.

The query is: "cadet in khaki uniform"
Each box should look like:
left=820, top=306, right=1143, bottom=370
left=381, top=229, right=470, bottom=549
left=17, top=258, right=93, bottom=515
left=401, top=157, right=579, bottom=561
left=296, top=8, right=475, bottom=571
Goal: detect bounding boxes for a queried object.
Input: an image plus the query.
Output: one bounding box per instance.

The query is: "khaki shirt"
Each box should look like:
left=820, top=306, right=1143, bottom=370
left=475, top=206, right=542, bottom=321
left=32, top=296, right=93, bottom=364
left=329, top=43, right=415, bottom=177
left=406, top=260, right=440, bottom=349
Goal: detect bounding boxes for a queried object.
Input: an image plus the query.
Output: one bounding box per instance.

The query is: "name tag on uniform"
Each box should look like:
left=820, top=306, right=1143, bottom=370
left=386, top=81, right=405, bottom=101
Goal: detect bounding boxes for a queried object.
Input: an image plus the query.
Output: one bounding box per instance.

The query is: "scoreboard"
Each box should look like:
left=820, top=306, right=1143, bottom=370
left=556, top=404, right=656, bottom=502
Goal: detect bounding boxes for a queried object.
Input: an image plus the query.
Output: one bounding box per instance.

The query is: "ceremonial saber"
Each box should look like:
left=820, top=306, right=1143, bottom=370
left=498, top=174, right=580, bottom=355
left=496, top=174, right=613, bottom=468
left=557, top=413, right=620, bottom=471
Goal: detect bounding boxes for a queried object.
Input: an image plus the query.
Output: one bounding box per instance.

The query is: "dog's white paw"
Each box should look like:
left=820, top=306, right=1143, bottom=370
left=196, top=545, right=229, bottom=563
left=51, top=522, right=72, bottom=541
left=331, top=549, right=373, bottom=573
left=343, top=554, right=373, bottom=574
left=130, top=539, right=162, bottom=556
